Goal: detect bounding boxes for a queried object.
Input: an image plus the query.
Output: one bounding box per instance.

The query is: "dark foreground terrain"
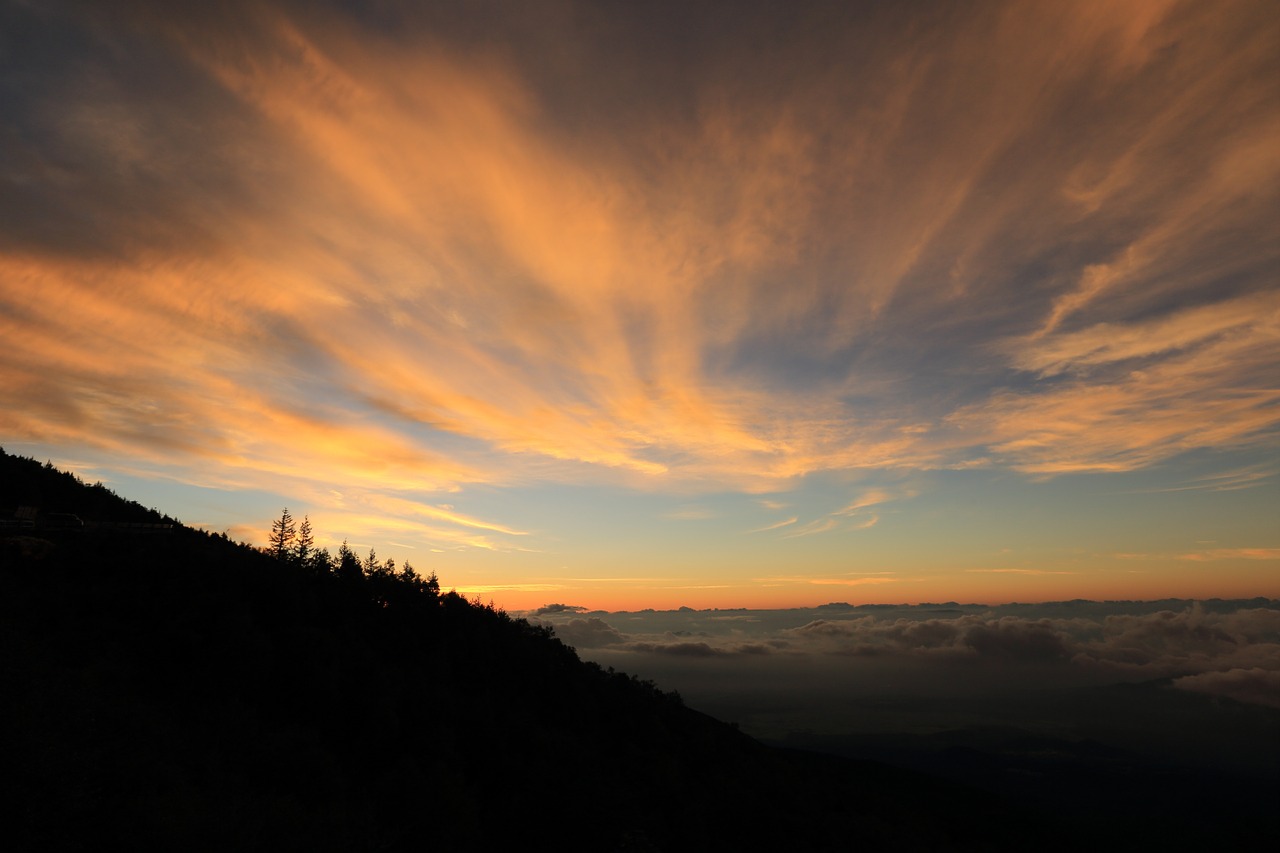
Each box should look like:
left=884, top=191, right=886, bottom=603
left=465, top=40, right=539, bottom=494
left=0, top=449, right=1208, bottom=850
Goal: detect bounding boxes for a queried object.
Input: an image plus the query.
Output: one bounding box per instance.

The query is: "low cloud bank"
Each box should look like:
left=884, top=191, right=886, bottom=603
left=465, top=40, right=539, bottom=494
left=1173, top=667, right=1280, bottom=709
left=527, top=599, right=1280, bottom=709
left=781, top=604, right=1280, bottom=682
left=548, top=617, right=625, bottom=648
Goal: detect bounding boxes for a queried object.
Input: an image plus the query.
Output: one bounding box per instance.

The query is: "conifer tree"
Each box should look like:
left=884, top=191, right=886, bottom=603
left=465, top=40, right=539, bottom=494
left=337, top=539, right=362, bottom=580
left=295, top=515, right=314, bottom=566
left=269, top=507, right=296, bottom=561
left=312, top=547, right=334, bottom=574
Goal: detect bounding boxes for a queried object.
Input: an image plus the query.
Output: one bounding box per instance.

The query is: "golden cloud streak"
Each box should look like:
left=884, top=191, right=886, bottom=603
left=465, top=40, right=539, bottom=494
left=360, top=493, right=528, bottom=537
left=748, top=517, right=798, bottom=534
left=1178, top=549, right=1280, bottom=562
left=954, top=293, right=1280, bottom=474
left=965, top=569, right=1079, bottom=576
left=755, top=573, right=901, bottom=587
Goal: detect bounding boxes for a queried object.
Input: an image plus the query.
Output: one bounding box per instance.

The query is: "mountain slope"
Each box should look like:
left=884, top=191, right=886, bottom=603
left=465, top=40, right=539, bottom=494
left=0, top=449, right=1062, bottom=851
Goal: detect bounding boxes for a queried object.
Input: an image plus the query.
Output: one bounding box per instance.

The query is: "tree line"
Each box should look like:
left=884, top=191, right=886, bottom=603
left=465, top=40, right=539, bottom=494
left=266, top=507, right=441, bottom=598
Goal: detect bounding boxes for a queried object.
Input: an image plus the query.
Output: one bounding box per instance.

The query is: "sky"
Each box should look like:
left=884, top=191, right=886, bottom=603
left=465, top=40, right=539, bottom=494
left=2, top=0, right=1277, bottom=611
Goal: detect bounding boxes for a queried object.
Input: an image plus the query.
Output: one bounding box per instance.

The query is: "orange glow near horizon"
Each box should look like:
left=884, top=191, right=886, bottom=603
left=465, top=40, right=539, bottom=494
left=451, top=552, right=1280, bottom=615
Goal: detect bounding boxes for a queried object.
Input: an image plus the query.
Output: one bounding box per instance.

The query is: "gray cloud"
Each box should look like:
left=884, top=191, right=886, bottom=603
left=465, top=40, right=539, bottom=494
left=547, top=617, right=624, bottom=650
left=1173, top=667, right=1280, bottom=709
left=962, top=618, right=1071, bottom=662
left=0, top=2, right=284, bottom=261
left=534, top=603, right=590, bottom=616
left=626, top=641, right=722, bottom=658
left=578, top=600, right=1280, bottom=702
left=570, top=600, right=1279, bottom=778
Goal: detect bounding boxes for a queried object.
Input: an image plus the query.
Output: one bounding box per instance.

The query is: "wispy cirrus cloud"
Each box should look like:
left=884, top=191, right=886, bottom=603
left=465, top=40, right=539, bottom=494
left=1012, top=291, right=1280, bottom=378
left=833, top=489, right=895, bottom=516
left=965, top=569, right=1078, bottom=576
left=1178, top=548, right=1280, bottom=562
left=774, top=487, right=907, bottom=538
left=663, top=505, right=718, bottom=521
left=755, top=572, right=902, bottom=588
left=748, top=516, right=799, bottom=534
left=782, top=518, right=842, bottom=539
left=359, top=495, right=528, bottom=537
left=807, top=576, right=900, bottom=587
left=948, top=293, right=1280, bottom=474
left=1138, top=462, right=1279, bottom=494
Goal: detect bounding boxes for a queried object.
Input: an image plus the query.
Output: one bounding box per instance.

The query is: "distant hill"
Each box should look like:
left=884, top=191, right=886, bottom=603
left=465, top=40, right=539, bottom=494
left=1, top=449, right=1065, bottom=851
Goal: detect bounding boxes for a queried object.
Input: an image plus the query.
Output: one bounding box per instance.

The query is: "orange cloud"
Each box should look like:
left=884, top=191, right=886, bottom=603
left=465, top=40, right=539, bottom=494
left=965, top=569, right=1078, bottom=576
left=952, top=293, right=1280, bottom=474
left=2, top=0, right=1275, bottom=543
left=1178, top=549, right=1280, bottom=562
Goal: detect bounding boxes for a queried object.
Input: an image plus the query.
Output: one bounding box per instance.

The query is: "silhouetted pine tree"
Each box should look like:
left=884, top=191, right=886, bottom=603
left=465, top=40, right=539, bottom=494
left=337, top=539, right=362, bottom=581
left=311, top=546, right=334, bottom=575
left=295, top=515, right=314, bottom=566
left=269, top=507, right=296, bottom=561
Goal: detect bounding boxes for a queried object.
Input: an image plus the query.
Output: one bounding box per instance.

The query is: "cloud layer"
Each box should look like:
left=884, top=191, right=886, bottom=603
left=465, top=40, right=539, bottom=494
left=527, top=596, right=1280, bottom=753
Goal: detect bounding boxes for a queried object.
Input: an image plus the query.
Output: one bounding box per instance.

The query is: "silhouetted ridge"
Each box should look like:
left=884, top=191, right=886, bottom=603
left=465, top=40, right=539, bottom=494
left=0, top=451, right=172, bottom=528
left=1, top=449, right=1066, bottom=851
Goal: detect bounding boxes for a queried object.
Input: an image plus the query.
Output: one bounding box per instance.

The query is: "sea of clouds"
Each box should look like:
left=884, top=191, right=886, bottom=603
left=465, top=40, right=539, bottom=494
left=523, top=598, right=1280, bottom=761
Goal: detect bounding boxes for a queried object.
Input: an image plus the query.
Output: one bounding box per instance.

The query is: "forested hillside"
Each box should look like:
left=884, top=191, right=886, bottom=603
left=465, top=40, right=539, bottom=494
left=1, top=449, right=1060, bottom=851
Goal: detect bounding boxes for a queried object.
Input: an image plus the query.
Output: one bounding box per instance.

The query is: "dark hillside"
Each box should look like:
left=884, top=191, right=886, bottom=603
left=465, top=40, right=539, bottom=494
left=1, top=450, right=1067, bottom=851
left=0, top=453, right=173, bottom=528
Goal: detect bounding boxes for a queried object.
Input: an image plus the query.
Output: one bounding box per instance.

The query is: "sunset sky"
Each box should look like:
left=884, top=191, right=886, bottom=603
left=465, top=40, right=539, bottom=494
left=2, top=0, right=1277, bottom=610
